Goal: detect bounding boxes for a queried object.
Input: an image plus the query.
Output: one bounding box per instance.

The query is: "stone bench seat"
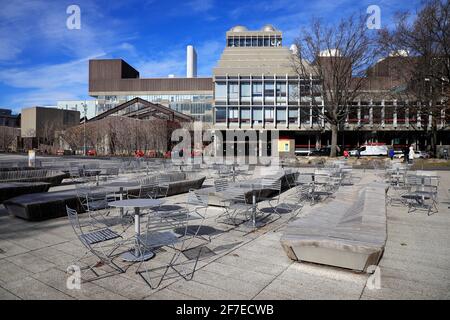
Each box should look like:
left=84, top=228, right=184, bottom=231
left=0, top=182, right=51, bottom=204
left=280, top=182, right=387, bottom=272
left=4, top=172, right=206, bottom=221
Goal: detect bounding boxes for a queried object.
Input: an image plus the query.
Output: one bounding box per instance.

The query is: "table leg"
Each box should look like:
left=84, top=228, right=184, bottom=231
left=134, top=207, right=140, bottom=256
left=252, top=191, right=256, bottom=228
left=121, top=206, right=155, bottom=262
left=244, top=188, right=265, bottom=229
left=119, top=187, right=124, bottom=218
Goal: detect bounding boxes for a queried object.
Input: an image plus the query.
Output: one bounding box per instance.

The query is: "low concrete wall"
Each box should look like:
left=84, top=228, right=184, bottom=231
left=280, top=182, right=387, bottom=272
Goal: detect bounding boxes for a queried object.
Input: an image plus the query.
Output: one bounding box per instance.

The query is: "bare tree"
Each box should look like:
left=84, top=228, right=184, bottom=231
left=0, top=126, right=19, bottom=151
left=292, top=14, right=377, bottom=157
left=378, top=0, right=450, bottom=155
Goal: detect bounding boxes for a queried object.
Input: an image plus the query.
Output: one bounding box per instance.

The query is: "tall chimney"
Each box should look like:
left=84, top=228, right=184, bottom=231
left=186, top=45, right=197, bottom=78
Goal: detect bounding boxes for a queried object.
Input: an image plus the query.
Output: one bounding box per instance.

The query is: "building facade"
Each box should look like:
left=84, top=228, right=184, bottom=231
left=0, top=108, right=20, bottom=127
left=88, top=59, right=214, bottom=123
left=57, top=100, right=97, bottom=120
left=21, top=107, right=80, bottom=150
left=212, top=25, right=449, bottom=154
left=87, top=25, right=448, bottom=155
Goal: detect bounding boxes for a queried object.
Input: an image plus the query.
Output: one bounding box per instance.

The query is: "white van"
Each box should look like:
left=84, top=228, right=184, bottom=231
left=349, top=145, right=388, bottom=156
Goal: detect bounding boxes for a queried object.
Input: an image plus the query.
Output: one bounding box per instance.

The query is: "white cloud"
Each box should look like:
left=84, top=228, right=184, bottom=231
left=187, top=0, right=214, bottom=13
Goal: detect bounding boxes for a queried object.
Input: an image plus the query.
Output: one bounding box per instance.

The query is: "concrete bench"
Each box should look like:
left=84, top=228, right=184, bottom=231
left=0, top=182, right=51, bottom=204
left=4, top=172, right=205, bottom=221
left=280, top=182, right=387, bottom=272
left=4, top=190, right=84, bottom=221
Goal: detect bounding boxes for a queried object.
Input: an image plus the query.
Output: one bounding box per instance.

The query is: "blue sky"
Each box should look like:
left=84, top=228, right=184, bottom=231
left=0, top=0, right=423, bottom=112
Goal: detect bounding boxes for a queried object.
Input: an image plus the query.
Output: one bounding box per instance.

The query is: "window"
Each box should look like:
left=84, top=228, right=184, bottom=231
left=240, top=82, right=251, bottom=104
left=264, top=108, right=274, bottom=123
left=300, top=80, right=310, bottom=97
left=264, top=82, right=274, bottom=104
left=409, top=104, right=419, bottom=123
left=252, top=108, right=263, bottom=125
left=300, top=107, right=310, bottom=124
left=258, top=37, right=263, bottom=47
left=215, top=82, right=226, bottom=102
left=288, top=108, right=298, bottom=124
left=228, top=82, right=239, bottom=103
left=252, top=82, right=262, bottom=104
left=228, top=107, right=239, bottom=123
left=396, top=102, right=406, bottom=124
left=360, top=102, right=370, bottom=125
left=288, top=82, right=299, bottom=105
left=276, top=82, right=287, bottom=105
left=348, top=103, right=358, bottom=123
left=385, top=101, right=394, bottom=124
left=312, top=107, right=320, bottom=124
left=276, top=108, right=287, bottom=124
left=241, top=108, right=251, bottom=123
left=215, top=107, right=226, bottom=123
left=373, top=103, right=382, bottom=124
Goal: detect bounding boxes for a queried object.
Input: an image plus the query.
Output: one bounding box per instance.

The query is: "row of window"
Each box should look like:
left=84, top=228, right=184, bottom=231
left=94, top=94, right=213, bottom=116
left=169, top=103, right=212, bottom=115
left=226, top=36, right=282, bottom=47
left=215, top=106, right=445, bottom=126
left=215, top=82, right=321, bottom=105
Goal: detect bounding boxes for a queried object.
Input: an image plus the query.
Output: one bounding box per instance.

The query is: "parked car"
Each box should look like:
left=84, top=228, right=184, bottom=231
left=349, top=145, right=388, bottom=156
left=396, top=151, right=429, bottom=159
left=86, top=149, right=97, bottom=156
left=309, top=146, right=343, bottom=156
left=295, top=149, right=312, bottom=156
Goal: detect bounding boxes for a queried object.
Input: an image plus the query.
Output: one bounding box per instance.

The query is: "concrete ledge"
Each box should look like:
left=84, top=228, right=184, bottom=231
left=4, top=173, right=206, bottom=221
left=280, top=182, right=387, bottom=272
left=0, top=182, right=51, bottom=204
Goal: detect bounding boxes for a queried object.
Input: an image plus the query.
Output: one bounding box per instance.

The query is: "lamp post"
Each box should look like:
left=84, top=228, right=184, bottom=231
left=82, top=102, right=87, bottom=156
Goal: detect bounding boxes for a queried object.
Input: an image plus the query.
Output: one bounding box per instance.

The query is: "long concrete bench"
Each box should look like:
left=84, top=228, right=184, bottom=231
left=4, top=172, right=205, bottom=221
left=280, top=182, right=387, bottom=272
left=0, top=182, right=51, bottom=204
left=0, top=169, right=68, bottom=186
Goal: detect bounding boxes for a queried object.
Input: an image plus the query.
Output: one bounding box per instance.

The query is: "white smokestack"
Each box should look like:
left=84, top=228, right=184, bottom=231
left=186, top=45, right=197, bottom=78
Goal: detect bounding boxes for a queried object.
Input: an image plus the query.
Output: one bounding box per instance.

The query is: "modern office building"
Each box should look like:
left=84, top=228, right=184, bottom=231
left=211, top=25, right=449, bottom=154
left=88, top=25, right=448, bottom=155
left=88, top=51, right=214, bottom=123
left=0, top=108, right=20, bottom=128
left=57, top=100, right=97, bottom=120
left=21, top=107, right=80, bottom=150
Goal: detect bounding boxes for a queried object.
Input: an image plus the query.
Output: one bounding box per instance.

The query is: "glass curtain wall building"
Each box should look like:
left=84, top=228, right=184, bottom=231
left=212, top=25, right=449, bottom=154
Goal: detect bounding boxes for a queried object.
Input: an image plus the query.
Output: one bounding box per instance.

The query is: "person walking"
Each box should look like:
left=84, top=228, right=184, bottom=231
left=389, top=148, right=395, bottom=160
left=403, top=147, right=409, bottom=163
left=409, top=145, right=415, bottom=164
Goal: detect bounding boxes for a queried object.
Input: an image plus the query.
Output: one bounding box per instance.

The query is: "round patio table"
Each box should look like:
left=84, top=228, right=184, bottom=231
left=102, top=181, right=140, bottom=198
left=401, top=193, right=430, bottom=206
left=109, top=199, right=164, bottom=262
left=241, top=182, right=266, bottom=229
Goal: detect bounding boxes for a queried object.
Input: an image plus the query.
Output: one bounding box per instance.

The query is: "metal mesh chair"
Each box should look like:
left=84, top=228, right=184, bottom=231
left=66, top=206, right=129, bottom=279
left=257, top=178, right=283, bottom=214
left=156, top=175, right=171, bottom=198
left=135, top=203, right=203, bottom=288
left=216, top=191, right=253, bottom=226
